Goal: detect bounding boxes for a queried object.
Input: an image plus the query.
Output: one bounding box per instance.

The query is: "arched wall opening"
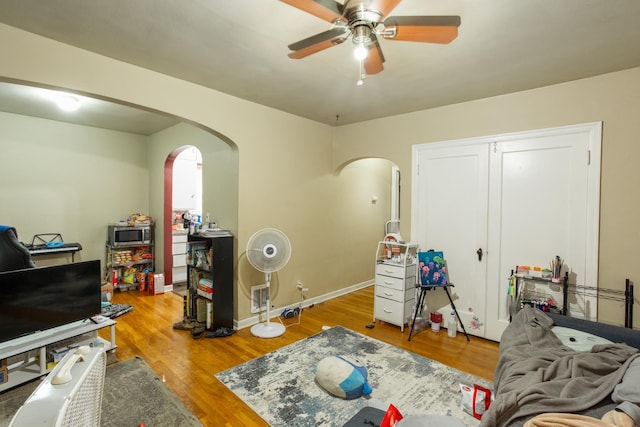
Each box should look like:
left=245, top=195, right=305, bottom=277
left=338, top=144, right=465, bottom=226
left=334, top=157, right=402, bottom=239
left=0, top=80, right=239, bottom=307
left=163, top=146, right=203, bottom=285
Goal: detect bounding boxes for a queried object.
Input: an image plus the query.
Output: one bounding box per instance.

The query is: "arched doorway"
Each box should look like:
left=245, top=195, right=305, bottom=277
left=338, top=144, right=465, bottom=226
left=163, top=146, right=203, bottom=287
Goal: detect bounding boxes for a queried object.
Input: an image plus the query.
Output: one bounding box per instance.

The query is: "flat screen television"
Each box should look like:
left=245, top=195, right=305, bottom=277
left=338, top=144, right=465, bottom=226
left=0, top=260, right=102, bottom=344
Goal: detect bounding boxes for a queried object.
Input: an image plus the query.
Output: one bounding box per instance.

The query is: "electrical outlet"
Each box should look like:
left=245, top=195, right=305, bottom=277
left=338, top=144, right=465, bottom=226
left=297, top=280, right=304, bottom=290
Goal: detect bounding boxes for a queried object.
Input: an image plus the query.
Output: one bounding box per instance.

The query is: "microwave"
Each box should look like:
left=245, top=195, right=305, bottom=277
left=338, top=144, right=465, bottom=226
left=107, top=225, right=152, bottom=247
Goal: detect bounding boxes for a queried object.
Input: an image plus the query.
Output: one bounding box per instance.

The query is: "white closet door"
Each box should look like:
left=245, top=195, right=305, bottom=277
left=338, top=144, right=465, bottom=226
left=484, top=124, right=601, bottom=341
left=412, top=123, right=601, bottom=341
left=412, top=143, right=489, bottom=337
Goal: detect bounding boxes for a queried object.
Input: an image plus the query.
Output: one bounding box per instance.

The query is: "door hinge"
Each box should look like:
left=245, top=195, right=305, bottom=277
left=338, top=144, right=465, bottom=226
left=587, top=150, right=591, bottom=165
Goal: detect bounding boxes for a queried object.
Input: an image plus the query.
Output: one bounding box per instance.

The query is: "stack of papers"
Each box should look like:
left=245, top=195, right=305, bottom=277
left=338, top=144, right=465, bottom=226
left=198, top=228, right=232, bottom=237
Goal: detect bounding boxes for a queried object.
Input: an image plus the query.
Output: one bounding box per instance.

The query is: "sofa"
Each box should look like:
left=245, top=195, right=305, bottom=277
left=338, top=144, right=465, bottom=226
left=480, top=307, right=640, bottom=427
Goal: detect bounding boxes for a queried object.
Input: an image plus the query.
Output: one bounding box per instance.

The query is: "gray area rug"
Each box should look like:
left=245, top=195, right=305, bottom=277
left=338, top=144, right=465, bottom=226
left=216, top=325, right=492, bottom=427
left=0, top=356, right=201, bottom=427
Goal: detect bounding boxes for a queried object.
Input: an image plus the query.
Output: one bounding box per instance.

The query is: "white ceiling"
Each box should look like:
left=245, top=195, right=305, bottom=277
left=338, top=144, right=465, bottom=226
left=1, top=0, right=640, bottom=133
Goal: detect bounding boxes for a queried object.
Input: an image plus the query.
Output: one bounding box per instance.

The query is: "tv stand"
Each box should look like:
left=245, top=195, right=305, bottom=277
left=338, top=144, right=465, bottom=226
left=0, top=319, right=116, bottom=391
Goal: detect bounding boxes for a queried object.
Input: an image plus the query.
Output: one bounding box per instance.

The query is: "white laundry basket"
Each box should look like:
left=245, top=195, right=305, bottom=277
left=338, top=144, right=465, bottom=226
left=9, top=346, right=107, bottom=427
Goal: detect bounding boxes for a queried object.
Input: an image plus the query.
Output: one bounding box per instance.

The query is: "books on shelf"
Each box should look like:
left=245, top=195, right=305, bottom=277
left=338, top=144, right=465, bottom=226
left=187, top=241, right=211, bottom=269
left=206, top=301, right=213, bottom=329
left=197, top=278, right=213, bottom=300
left=190, top=280, right=214, bottom=327
left=196, top=298, right=214, bottom=328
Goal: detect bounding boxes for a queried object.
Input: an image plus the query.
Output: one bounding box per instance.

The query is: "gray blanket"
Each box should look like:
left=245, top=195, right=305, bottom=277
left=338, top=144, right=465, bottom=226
left=480, top=308, right=640, bottom=427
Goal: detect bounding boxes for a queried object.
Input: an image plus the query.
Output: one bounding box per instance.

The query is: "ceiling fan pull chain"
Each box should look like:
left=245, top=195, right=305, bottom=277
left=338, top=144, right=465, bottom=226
left=357, top=59, right=365, bottom=86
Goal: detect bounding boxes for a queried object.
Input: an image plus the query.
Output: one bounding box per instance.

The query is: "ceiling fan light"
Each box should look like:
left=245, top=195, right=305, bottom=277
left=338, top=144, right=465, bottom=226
left=354, top=44, right=368, bottom=60
left=54, top=93, right=81, bottom=112
left=352, top=24, right=372, bottom=45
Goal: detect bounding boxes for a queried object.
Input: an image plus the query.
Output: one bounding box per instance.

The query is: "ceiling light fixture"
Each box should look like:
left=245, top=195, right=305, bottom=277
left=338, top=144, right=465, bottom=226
left=53, top=92, right=81, bottom=112
left=354, top=43, right=368, bottom=60
left=352, top=24, right=372, bottom=45
left=352, top=23, right=371, bottom=61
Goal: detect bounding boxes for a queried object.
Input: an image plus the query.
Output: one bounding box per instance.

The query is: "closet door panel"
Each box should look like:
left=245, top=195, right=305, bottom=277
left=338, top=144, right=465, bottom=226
left=413, top=143, right=489, bottom=337
left=484, top=124, right=600, bottom=341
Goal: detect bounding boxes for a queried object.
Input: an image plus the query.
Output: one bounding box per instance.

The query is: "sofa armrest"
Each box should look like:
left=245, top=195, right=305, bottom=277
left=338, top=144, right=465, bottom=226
left=547, top=312, right=640, bottom=350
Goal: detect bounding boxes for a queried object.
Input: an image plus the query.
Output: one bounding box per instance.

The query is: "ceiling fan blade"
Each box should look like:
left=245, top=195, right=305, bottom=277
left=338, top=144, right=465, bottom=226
left=368, top=0, right=402, bottom=18
left=288, top=27, right=348, bottom=51
left=383, top=16, right=461, bottom=44
left=287, top=28, right=349, bottom=59
left=280, top=0, right=345, bottom=23
left=364, top=34, right=385, bottom=75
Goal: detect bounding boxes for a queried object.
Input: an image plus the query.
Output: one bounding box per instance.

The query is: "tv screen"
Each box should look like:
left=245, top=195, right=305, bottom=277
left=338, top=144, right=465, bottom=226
left=0, top=260, right=102, bottom=344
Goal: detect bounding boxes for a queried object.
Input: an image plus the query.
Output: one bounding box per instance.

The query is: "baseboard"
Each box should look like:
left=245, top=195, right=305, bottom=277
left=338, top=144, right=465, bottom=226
left=235, top=280, right=374, bottom=330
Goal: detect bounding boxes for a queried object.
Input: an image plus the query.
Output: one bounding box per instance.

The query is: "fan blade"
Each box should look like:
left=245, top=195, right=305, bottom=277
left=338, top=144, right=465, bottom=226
left=287, top=28, right=349, bottom=59
left=364, top=34, right=385, bottom=75
left=280, top=0, right=345, bottom=23
left=368, top=0, right=402, bottom=18
left=382, top=16, right=461, bottom=44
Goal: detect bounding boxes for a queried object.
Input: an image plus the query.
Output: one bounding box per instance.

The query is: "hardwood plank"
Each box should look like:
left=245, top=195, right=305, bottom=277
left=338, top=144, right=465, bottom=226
left=102, top=286, right=499, bottom=426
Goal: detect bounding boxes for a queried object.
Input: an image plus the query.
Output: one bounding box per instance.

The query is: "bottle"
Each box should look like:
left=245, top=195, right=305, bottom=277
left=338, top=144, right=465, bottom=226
left=448, top=311, right=457, bottom=338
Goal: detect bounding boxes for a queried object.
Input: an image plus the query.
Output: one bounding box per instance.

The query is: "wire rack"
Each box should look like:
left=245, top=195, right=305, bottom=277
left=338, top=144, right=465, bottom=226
left=566, top=279, right=634, bottom=328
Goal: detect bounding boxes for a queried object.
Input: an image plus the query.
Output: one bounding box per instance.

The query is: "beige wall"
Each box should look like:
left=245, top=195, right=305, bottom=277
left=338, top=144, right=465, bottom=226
left=0, top=110, right=148, bottom=265
left=334, top=67, right=640, bottom=327
left=0, top=24, right=391, bottom=325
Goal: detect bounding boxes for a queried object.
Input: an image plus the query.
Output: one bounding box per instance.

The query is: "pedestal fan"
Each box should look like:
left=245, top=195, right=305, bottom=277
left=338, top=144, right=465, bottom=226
left=246, top=228, right=292, bottom=338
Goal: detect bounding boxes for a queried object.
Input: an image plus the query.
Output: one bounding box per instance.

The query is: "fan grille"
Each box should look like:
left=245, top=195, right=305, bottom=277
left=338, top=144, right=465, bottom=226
left=246, top=228, right=291, bottom=273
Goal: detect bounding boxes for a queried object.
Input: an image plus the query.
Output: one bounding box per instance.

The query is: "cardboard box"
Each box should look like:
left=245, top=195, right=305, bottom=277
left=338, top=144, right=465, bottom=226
left=152, top=273, right=165, bottom=295
left=0, top=358, right=6, bottom=370
left=101, top=282, right=114, bottom=302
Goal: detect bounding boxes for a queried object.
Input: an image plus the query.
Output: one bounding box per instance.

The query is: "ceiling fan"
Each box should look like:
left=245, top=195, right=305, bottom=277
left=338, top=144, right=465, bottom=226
left=281, top=0, right=461, bottom=76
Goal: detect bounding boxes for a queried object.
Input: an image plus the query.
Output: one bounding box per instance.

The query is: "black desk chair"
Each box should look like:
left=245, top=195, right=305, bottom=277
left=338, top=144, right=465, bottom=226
left=0, top=226, right=36, bottom=272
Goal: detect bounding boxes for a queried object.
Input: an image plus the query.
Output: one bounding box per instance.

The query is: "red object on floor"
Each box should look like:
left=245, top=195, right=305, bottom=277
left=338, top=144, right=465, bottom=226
left=380, top=404, right=403, bottom=427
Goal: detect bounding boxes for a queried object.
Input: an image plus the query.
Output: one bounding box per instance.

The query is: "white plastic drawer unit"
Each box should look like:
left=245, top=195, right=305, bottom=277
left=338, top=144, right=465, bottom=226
left=373, top=241, right=420, bottom=332
left=375, top=263, right=415, bottom=278
left=374, top=299, right=415, bottom=326
left=172, top=233, right=188, bottom=243
left=172, top=243, right=187, bottom=254
left=172, top=266, right=187, bottom=282
left=375, top=274, right=415, bottom=292
left=375, top=284, right=406, bottom=302
left=172, top=235, right=188, bottom=253
left=173, top=254, right=187, bottom=266
left=172, top=233, right=188, bottom=270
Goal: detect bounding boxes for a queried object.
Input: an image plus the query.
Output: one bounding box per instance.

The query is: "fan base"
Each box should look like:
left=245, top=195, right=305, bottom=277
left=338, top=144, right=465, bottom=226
left=251, top=321, right=286, bottom=338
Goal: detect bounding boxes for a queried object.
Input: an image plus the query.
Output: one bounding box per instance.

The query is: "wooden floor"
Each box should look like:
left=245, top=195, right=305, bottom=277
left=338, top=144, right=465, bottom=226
left=103, top=286, right=499, bottom=427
